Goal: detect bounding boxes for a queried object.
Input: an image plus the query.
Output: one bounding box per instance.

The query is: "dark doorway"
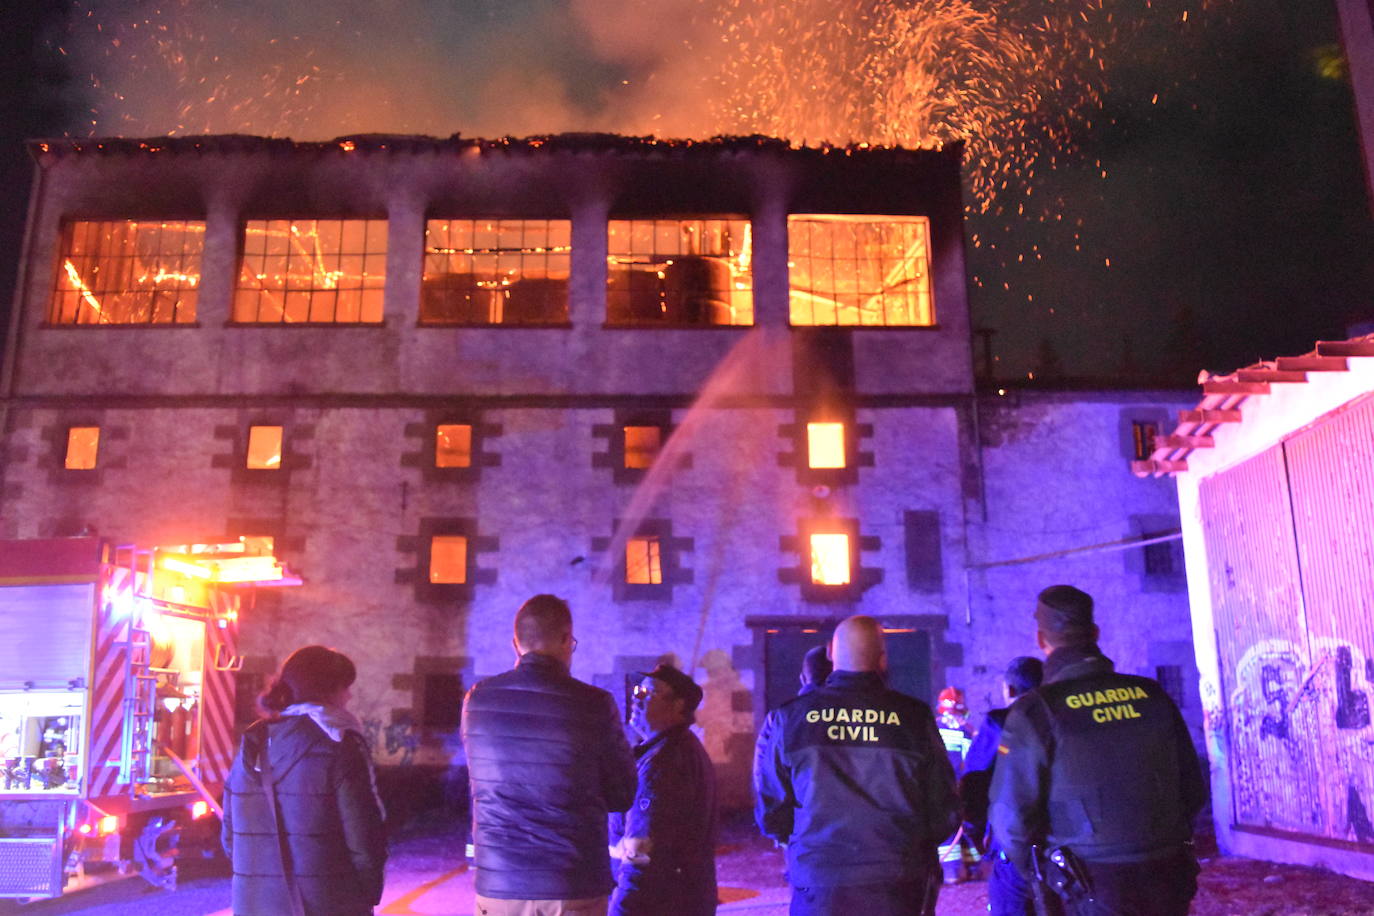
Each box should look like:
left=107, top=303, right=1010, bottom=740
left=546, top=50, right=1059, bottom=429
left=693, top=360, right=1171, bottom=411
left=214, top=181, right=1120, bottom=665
left=754, top=620, right=933, bottom=714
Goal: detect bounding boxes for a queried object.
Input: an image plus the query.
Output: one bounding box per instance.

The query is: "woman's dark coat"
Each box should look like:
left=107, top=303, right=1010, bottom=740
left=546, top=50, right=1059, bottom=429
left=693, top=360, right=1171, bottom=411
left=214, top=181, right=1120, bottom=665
left=221, top=715, right=387, bottom=916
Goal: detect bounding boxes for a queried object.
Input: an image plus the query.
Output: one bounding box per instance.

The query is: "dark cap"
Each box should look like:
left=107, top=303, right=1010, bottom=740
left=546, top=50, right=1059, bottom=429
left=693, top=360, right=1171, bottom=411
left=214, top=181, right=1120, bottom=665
left=1004, top=655, right=1044, bottom=693
left=635, top=663, right=704, bottom=713
left=1034, top=584, right=1095, bottom=641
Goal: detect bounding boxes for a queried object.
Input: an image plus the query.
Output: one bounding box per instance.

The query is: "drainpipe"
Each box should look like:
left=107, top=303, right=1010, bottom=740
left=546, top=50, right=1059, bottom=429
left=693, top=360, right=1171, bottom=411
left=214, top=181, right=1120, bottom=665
left=0, top=151, right=46, bottom=479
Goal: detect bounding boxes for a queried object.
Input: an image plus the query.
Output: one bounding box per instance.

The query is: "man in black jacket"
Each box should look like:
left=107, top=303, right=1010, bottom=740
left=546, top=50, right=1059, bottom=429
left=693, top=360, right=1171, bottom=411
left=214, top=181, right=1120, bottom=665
left=754, top=615, right=960, bottom=916
left=609, top=662, right=717, bottom=915
left=989, top=585, right=1207, bottom=916
left=462, top=594, right=637, bottom=915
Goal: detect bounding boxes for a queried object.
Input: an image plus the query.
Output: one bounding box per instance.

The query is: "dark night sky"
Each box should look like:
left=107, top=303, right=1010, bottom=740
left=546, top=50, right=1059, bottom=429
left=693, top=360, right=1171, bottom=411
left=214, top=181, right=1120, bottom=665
left=0, top=0, right=1370, bottom=387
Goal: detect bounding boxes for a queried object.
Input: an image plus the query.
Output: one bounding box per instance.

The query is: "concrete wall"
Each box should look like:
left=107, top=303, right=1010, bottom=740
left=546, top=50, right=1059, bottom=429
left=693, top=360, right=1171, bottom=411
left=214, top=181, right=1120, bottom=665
left=961, top=390, right=1203, bottom=747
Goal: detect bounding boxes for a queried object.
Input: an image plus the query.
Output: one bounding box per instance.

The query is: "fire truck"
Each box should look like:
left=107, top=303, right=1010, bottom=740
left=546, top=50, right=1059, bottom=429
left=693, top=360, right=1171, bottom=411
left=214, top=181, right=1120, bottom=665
left=0, top=537, right=298, bottom=899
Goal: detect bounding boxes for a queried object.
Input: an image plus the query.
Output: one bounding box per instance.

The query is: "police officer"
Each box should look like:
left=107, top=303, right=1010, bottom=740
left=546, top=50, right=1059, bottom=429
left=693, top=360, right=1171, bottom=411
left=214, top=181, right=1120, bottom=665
left=989, top=585, right=1207, bottom=916
left=754, top=615, right=959, bottom=916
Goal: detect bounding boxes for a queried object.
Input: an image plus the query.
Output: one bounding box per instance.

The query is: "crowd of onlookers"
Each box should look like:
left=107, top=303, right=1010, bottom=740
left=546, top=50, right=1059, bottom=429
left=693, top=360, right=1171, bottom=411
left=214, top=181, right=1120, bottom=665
left=220, top=585, right=1204, bottom=916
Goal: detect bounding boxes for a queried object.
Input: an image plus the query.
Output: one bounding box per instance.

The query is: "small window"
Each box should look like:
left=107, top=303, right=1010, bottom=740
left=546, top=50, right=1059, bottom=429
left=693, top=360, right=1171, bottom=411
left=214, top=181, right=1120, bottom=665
left=422, top=219, right=570, bottom=325
left=1132, top=421, right=1160, bottom=461
left=625, top=536, right=663, bottom=585
left=430, top=535, right=468, bottom=584
left=607, top=218, right=753, bottom=326
left=435, top=424, right=473, bottom=468
left=64, top=427, right=100, bottom=470
left=421, top=674, right=464, bottom=730
left=246, top=426, right=283, bottom=470
left=788, top=215, right=933, bottom=326
left=51, top=220, right=203, bottom=325
left=809, top=533, right=851, bottom=586
left=624, top=426, right=662, bottom=469
left=806, top=422, right=846, bottom=469
left=1143, top=532, right=1178, bottom=577
left=1155, top=664, right=1185, bottom=708
left=235, top=219, right=388, bottom=323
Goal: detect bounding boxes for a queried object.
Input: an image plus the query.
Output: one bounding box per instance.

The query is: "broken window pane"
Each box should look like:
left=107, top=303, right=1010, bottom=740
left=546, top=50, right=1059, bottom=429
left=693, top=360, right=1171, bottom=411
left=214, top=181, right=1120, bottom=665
left=788, top=216, right=934, bottom=327
left=422, top=219, right=570, bottom=325
left=607, top=218, right=753, bottom=326
left=806, top=422, right=846, bottom=469
left=246, top=426, right=283, bottom=470
left=625, top=536, right=663, bottom=585
left=623, top=426, right=662, bottom=469
left=809, top=533, right=852, bottom=586
left=64, top=427, right=100, bottom=470
left=430, top=535, right=468, bottom=584
left=436, top=424, right=473, bottom=468
left=236, top=219, right=388, bottom=323
left=51, top=220, right=203, bottom=325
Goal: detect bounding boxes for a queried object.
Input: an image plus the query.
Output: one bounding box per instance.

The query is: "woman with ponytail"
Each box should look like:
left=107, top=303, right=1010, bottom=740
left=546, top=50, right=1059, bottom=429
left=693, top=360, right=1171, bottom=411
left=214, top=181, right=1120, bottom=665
left=221, top=646, right=387, bottom=916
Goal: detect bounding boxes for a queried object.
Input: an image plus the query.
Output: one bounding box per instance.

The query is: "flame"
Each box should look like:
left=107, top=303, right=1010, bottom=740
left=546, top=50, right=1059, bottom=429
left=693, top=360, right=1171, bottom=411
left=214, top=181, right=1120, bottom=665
left=62, top=260, right=105, bottom=318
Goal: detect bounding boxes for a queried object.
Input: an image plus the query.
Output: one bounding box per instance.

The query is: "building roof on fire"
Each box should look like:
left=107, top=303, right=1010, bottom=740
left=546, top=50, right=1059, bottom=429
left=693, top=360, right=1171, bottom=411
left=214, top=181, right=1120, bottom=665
left=29, top=132, right=958, bottom=164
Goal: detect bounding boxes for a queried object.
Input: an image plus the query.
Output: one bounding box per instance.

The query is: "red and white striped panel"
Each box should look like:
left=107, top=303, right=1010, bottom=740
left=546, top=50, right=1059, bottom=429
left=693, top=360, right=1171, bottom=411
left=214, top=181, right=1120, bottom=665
left=200, top=591, right=240, bottom=789
left=87, top=564, right=132, bottom=800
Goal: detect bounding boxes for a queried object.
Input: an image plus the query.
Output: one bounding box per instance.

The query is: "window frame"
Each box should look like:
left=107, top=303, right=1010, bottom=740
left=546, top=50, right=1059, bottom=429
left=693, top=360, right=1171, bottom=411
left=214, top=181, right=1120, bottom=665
left=232, top=216, right=390, bottom=325
left=63, top=426, right=101, bottom=471
left=605, top=215, right=755, bottom=328
left=786, top=214, right=936, bottom=328
left=48, top=219, right=205, bottom=326
left=420, top=217, right=572, bottom=327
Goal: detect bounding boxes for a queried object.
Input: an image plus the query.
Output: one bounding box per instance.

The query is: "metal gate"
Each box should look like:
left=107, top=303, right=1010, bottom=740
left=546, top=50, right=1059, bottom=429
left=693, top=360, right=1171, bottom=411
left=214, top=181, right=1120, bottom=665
left=1199, top=394, right=1374, bottom=846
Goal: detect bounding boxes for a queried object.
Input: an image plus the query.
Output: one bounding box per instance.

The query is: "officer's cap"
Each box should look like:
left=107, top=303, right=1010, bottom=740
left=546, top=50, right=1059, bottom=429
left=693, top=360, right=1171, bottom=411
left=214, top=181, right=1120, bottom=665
left=635, top=663, right=704, bottom=713
left=1034, top=584, right=1095, bottom=641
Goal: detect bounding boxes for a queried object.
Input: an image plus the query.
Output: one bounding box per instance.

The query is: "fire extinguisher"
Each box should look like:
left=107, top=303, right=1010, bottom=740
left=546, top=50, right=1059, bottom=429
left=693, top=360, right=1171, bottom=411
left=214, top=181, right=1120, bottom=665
left=169, top=702, right=189, bottom=760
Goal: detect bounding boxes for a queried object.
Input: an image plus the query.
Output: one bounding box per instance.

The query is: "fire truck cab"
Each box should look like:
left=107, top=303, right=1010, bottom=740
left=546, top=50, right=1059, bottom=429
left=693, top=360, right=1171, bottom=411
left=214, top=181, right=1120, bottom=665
left=0, top=537, right=297, bottom=899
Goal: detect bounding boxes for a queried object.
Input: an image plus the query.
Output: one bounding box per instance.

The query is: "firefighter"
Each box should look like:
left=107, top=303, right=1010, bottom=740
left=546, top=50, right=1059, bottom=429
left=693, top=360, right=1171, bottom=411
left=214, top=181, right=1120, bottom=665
left=989, top=585, right=1206, bottom=916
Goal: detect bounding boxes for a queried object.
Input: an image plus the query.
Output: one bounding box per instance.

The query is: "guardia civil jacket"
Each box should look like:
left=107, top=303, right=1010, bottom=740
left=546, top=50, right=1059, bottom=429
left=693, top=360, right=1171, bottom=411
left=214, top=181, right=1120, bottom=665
left=462, top=652, right=637, bottom=900
left=221, top=710, right=387, bottom=916
left=988, top=646, right=1207, bottom=873
left=753, top=670, right=960, bottom=888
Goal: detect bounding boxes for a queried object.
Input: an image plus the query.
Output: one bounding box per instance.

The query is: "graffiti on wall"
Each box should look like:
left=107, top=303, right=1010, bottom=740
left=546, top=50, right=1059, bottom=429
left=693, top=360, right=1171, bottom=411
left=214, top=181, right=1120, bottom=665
left=1227, top=637, right=1374, bottom=845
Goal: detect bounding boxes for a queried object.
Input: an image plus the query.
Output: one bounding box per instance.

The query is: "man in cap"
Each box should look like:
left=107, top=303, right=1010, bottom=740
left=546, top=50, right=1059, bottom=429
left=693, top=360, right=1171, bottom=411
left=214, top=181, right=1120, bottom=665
left=754, top=615, right=959, bottom=915
left=959, top=656, right=1044, bottom=915
left=989, top=585, right=1206, bottom=916
left=609, top=662, right=717, bottom=916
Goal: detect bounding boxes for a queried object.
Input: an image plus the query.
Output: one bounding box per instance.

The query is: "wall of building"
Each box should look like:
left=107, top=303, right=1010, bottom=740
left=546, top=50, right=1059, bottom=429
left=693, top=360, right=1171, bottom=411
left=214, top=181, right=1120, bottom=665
left=961, top=390, right=1203, bottom=747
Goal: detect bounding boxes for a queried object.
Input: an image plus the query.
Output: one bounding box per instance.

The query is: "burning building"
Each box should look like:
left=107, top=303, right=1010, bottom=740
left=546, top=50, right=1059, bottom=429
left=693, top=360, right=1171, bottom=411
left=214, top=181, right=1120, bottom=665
left=0, top=134, right=1195, bottom=805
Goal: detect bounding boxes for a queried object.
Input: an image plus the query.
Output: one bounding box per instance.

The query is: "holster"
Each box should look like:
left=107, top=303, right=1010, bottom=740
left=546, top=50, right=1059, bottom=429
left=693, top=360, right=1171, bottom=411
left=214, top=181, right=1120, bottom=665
left=1032, top=843, right=1093, bottom=905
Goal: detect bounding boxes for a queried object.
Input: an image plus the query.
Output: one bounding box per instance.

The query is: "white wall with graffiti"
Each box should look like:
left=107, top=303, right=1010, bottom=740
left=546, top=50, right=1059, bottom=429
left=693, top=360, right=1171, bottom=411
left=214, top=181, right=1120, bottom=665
left=1177, top=350, right=1374, bottom=881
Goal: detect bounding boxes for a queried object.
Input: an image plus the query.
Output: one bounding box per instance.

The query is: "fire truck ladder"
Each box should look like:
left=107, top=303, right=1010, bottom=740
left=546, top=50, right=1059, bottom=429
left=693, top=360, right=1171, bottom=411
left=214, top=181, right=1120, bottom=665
left=119, top=549, right=158, bottom=789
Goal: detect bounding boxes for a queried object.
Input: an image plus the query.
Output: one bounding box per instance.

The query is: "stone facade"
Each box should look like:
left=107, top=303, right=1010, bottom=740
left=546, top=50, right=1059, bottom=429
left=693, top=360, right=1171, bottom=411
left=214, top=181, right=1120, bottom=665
left=0, top=135, right=1196, bottom=806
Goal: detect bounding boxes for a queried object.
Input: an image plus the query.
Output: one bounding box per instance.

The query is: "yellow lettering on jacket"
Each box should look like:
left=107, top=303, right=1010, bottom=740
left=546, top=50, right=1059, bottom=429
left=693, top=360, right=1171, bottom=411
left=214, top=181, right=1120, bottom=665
left=1067, top=685, right=1151, bottom=711
left=1091, top=703, right=1143, bottom=724
left=811, top=708, right=901, bottom=729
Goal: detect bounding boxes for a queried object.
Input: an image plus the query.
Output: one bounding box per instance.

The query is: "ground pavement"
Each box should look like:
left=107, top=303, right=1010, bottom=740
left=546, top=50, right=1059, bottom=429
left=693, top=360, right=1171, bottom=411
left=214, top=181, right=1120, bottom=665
left=4, top=815, right=1374, bottom=914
